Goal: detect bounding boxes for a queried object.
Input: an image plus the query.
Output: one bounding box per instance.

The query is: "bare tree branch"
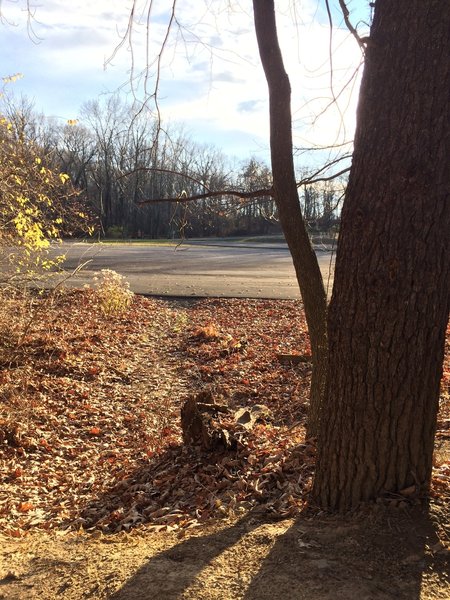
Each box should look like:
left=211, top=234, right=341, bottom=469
left=311, top=55, right=364, bottom=127
left=300, top=167, right=350, bottom=187
left=133, top=161, right=350, bottom=206
left=295, top=140, right=353, bottom=153
left=136, top=187, right=273, bottom=205
left=337, top=0, right=367, bottom=51
left=151, top=1, right=177, bottom=127
left=116, top=166, right=212, bottom=192
left=323, top=0, right=347, bottom=140
left=298, top=153, right=352, bottom=184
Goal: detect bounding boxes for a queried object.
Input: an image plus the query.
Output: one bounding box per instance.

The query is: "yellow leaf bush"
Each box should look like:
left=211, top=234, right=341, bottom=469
left=0, top=114, right=91, bottom=278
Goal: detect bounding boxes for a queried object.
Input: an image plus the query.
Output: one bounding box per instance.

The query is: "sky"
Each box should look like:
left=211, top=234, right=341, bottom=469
left=1, top=0, right=371, bottom=165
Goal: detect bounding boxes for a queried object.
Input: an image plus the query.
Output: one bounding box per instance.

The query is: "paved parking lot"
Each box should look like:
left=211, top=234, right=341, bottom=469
left=57, top=241, right=335, bottom=299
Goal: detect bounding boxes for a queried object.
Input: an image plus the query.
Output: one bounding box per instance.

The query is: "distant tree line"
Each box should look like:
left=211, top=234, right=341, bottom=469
left=1, top=92, right=344, bottom=239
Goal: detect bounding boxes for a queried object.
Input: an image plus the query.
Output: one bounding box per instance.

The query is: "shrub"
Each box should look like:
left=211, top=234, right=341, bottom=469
left=91, top=269, right=134, bottom=315
left=105, top=225, right=124, bottom=239
left=0, top=109, right=93, bottom=281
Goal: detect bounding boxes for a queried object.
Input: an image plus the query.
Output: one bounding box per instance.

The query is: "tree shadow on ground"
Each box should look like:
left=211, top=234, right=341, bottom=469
left=108, top=504, right=448, bottom=600
left=108, top=510, right=264, bottom=600
left=243, top=506, right=447, bottom=600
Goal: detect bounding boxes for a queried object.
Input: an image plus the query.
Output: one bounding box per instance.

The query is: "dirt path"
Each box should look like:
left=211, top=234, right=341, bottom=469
left=1, top=505, right=449, bottom=599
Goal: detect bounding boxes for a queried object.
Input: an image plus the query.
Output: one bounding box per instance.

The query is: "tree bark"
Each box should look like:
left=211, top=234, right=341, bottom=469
left=314, top=0, right=450, bottom=510
left=252, top=0, right=328, bottom=435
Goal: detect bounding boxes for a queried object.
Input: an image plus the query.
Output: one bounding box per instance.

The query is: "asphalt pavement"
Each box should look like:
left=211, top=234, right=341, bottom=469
left=55, top=240, right=335, bottom=300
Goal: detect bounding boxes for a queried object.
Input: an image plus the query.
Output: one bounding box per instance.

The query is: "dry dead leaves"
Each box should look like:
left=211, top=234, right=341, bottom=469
left=0, top=289, right=448, bottom=539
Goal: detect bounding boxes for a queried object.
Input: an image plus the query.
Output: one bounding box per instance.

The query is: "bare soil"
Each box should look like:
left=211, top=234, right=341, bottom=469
left=1, top=504, right=449, bottom=599
left=0, top=289, right=449, bottom=599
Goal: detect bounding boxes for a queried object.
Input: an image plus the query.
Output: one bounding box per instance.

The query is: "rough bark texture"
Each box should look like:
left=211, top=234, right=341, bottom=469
left=314, top=1, right=450, bottom=510
left=253, top=0, right=328, bottom=435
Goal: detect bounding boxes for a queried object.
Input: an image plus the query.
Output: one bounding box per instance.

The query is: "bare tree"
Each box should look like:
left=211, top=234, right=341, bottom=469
left=252, top=0, right=328, bottom=434
left=313, top=0, right=450, bottom=509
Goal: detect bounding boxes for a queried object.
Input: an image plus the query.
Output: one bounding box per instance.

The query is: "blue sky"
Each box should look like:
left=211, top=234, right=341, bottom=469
left=1, top=0, right=371, bottom=164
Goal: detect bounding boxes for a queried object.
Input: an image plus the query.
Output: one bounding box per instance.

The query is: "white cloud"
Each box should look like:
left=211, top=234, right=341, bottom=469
left=0, top=0, right=365, bottom=161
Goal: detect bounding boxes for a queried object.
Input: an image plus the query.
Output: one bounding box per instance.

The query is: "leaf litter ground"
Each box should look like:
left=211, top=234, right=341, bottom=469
left=0, top=289, right=449, bottom=599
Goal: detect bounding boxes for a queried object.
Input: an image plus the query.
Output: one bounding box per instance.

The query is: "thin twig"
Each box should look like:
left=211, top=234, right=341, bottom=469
left=337, top=0, right=367, bottom=52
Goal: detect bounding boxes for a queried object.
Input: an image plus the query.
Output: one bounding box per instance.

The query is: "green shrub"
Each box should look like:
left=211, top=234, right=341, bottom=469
left=105, top=226, right=124, bottom=239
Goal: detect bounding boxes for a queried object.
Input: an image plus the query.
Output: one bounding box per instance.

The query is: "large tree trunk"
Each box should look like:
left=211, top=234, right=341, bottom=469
left=253, top=0, right=328, bottom=435
left=313, top=1, right=450, bottom=510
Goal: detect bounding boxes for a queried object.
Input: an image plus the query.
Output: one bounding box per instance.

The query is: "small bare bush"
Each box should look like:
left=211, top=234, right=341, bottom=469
left=91, top=269, right=134, bottom=315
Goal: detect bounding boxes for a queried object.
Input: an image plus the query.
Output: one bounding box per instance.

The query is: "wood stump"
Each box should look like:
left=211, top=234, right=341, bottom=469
left=180, top=390, right=231, bottom=451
